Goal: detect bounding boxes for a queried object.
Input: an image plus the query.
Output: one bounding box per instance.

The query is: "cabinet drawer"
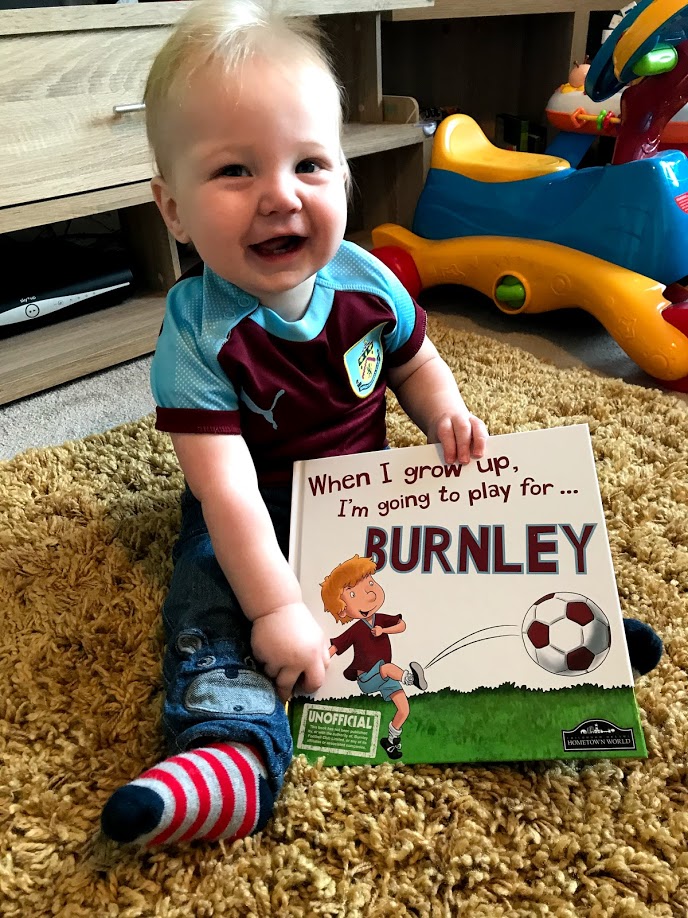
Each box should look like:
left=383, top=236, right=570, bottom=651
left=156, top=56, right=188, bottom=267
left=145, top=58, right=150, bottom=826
left=0, top=26, right=170, bottom=208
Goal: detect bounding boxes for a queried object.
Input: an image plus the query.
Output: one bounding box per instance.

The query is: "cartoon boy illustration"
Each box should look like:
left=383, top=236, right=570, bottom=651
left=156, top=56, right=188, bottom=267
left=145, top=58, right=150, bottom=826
left=321, top=555, right=427, bottom=760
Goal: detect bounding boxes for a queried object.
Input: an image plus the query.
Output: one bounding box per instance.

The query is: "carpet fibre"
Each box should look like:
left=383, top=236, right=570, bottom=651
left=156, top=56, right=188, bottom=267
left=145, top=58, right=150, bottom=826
left=1, top=318, right=687, bottom=917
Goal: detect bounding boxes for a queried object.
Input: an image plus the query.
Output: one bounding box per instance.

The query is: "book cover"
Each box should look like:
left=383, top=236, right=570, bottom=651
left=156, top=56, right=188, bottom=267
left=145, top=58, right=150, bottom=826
left=288, top=425, right=646, bottom=766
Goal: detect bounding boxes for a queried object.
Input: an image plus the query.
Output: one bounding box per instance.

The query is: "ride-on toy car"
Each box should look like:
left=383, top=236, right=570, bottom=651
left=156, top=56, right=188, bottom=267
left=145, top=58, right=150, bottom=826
left=371, top=0, right=688, bottom=391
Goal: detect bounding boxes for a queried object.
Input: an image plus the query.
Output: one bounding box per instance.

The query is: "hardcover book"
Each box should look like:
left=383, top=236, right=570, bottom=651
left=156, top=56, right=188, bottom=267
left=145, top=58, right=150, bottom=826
left=288, top=424, right=646, bottom=766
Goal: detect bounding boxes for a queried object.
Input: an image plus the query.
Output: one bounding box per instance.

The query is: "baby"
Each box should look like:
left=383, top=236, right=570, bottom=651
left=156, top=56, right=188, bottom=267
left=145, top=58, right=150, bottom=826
left=100, top=0, right=488, bottom=847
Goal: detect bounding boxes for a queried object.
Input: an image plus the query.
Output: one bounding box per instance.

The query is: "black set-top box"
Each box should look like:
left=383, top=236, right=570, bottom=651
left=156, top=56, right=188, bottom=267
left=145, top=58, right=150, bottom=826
left=0, top=235, right=134, bottom=331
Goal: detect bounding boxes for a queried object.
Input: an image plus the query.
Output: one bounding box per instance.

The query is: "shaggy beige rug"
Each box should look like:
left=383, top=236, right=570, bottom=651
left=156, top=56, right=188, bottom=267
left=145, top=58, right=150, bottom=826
left=1, top=317, right=687, bottom=918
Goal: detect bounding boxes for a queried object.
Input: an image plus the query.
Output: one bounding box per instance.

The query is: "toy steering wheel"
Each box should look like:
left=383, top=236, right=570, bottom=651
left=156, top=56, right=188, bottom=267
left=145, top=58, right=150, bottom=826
left=586, top=0, right=688, bottom=101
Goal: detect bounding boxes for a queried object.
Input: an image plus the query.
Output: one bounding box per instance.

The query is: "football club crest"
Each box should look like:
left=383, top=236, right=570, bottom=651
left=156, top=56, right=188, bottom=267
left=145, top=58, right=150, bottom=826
left=343, top=323, right=385, bottom=398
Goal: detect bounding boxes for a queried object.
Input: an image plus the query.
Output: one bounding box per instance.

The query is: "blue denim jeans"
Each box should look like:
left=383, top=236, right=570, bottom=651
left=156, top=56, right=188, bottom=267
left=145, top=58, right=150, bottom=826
left=160, top=485, right=294, bottom=797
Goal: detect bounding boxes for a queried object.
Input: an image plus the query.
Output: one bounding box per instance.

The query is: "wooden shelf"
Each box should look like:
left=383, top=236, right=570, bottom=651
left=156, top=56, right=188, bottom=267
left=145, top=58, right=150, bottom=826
left=345, top=121, right=425, bottom=156
left=0, top=293, right=166, bottom=405
left=0, top=124, right=424, bottom=235
left=0, top=183, right=153, bottom=235
left=392, top=0, right=622, bottom=21
left=1, top=0, right=434, bottom=36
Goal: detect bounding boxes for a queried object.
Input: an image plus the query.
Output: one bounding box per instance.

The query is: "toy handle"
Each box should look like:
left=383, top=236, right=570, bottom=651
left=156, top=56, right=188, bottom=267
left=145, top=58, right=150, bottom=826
left=613, top=39, right=688, bottom=164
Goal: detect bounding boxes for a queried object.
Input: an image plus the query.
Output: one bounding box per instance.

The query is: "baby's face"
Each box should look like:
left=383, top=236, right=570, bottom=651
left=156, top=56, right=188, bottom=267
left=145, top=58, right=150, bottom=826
left=156, top=56, right=348, bottom=315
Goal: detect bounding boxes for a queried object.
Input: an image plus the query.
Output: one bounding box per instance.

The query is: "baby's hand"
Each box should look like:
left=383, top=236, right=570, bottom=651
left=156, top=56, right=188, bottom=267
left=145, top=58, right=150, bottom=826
left=431, top=411, right=489, bottom=465
left=251, top=603, right=331, bottom=703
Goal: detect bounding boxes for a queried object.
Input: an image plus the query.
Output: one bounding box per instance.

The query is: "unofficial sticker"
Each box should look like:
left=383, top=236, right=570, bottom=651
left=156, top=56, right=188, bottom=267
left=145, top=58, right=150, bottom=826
left=296, top=703, right=381, bottom=758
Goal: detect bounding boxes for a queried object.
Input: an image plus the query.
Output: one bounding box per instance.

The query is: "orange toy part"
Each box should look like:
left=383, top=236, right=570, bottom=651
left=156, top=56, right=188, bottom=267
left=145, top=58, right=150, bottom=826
left=371, top=224, right=688, bottom=383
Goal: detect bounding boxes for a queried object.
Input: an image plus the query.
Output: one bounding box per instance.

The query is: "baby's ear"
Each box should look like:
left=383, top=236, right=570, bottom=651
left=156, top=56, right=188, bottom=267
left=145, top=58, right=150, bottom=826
left=151, top=175, right=191, bottom=244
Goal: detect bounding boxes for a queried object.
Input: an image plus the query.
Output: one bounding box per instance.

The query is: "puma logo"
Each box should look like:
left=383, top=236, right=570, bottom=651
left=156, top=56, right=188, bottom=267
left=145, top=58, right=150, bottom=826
left=240, top=388, right=285, bottom=429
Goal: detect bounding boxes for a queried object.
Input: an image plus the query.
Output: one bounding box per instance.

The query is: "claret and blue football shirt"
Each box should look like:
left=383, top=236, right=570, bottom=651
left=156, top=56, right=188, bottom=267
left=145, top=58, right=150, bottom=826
left=151, top=241, right=426, bottom=486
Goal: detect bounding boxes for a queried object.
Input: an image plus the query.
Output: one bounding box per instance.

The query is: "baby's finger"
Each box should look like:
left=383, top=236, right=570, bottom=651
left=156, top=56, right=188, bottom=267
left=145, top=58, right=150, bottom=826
left=436, top=416, right=459, bottom=464
left=451, top=414, right=474, bottom=464
left=261, top=660, right=279, bottom=681
left=469, top=415, right=489, bottom=457
left=298, top=657, right=327, bottom=696
left=275, top=667, right=301, bottom=703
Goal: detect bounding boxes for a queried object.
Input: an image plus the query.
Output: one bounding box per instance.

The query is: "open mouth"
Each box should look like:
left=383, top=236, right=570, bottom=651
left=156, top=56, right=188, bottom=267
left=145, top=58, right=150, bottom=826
left=249, top=235, right=305, bottom=258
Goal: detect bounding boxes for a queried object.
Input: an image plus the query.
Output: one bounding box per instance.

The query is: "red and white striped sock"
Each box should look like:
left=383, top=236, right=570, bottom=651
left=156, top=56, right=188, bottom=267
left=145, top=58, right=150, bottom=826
left=101, top=742, right=274, bottom=847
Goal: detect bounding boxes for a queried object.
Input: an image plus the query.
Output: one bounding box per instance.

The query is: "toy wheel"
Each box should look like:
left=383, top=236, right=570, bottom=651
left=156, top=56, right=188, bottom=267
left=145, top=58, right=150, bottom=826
left=370, top=246, right=423, bottom=299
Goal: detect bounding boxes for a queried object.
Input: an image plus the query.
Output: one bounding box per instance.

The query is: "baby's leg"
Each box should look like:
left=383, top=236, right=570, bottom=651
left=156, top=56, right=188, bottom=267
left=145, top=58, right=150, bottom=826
left=101, top=486, right=293, bottom=847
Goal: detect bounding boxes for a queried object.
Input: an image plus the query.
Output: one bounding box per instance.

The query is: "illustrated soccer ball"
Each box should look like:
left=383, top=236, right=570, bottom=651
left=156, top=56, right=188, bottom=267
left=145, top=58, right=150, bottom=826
left=522, top=592, right=611, bottom=676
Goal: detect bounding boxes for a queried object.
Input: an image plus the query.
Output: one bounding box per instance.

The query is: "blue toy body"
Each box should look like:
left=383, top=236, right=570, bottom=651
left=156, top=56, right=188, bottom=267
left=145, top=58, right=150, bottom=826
left=413, top=151, right=688, bottom=286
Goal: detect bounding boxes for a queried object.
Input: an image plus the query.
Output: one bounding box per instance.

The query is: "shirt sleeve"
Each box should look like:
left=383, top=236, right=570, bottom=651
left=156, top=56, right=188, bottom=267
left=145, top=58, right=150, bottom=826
left=377, top=613, right=403, bottom=628
left=330, top=623, right=358, bottom=655
left=379, top=272, right=427, bottom=369
left=150, top=278, right=242, bottom=434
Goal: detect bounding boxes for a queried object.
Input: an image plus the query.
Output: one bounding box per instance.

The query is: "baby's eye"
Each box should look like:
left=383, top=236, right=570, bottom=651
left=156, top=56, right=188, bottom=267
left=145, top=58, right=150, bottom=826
left=219, top=164, right=250, bottom=178
left=295, top=159, right=320, bottom=174
left=349, top=591, right=356, bottom=598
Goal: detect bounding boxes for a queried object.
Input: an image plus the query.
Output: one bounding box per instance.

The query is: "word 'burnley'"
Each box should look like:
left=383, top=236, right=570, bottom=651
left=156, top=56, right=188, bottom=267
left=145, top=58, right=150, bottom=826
left=365, top=523, right=596, bottom=575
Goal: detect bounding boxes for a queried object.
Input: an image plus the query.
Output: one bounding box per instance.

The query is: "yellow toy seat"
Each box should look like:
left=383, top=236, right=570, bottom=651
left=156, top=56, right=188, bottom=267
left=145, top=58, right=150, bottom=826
left=432, top=114, right=571, bottom=183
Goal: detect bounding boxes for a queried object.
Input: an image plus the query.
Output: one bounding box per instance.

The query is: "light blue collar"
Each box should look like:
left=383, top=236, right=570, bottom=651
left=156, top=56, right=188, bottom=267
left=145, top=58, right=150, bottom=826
left=250, top=283, right=335, bottom=341
left=203, top=267, right=334, bottom=342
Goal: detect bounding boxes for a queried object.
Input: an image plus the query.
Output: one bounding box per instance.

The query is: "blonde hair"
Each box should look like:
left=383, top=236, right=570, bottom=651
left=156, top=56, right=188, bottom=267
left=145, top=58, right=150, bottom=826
left=321, top=555, right=378, bottom=624
left=145, top=0, right=346, bottom=177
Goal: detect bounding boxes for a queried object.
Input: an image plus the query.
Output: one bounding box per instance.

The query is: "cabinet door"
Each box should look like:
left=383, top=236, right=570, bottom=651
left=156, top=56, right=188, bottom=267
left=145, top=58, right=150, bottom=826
left=0, top=26, right=169, bottom=208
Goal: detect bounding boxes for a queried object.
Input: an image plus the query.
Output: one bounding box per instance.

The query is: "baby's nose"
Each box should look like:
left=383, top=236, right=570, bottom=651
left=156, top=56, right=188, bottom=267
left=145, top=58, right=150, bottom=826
left=259, top=174, right=301, bottom=214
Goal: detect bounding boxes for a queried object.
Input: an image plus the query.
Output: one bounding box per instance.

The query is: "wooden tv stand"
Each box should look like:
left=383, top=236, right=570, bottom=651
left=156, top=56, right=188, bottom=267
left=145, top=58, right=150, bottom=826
left=0, top=1, right=430, bottom=405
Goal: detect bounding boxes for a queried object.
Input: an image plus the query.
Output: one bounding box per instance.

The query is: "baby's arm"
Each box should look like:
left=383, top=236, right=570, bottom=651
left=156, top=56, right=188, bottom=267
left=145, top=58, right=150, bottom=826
left=388, top=336, right=488, bottom=464
left=172, top=432, right=330, bottom=702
